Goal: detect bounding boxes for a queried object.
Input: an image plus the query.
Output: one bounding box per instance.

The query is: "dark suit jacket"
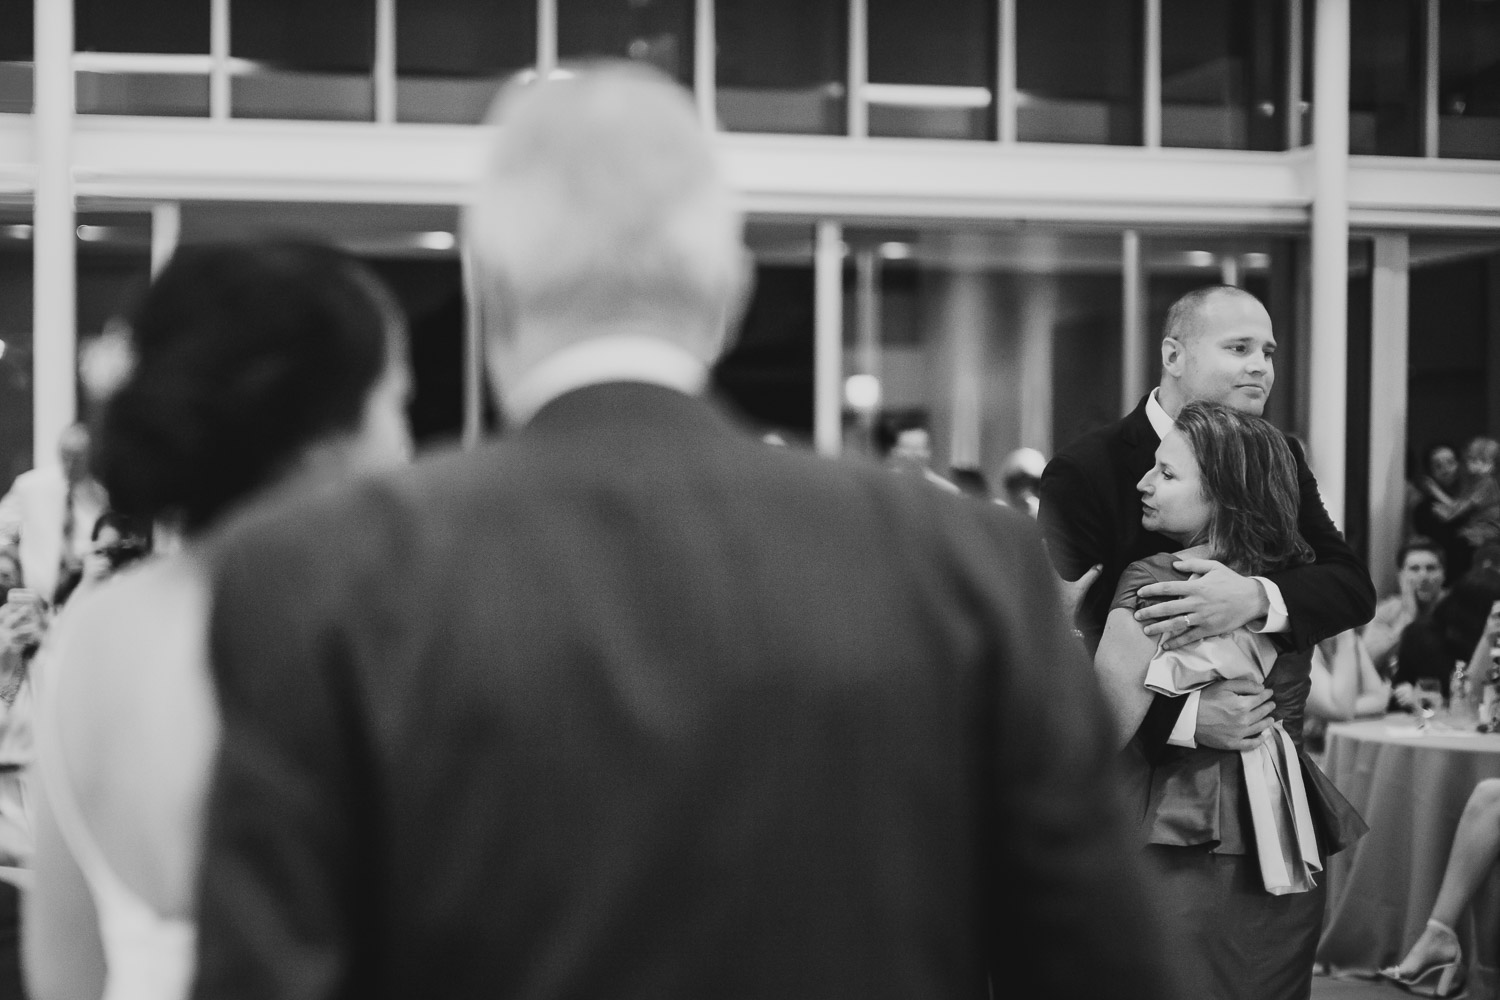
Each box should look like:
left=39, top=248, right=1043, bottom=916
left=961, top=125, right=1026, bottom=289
left=1037, top=394, right=1376, bottom=749
left=193, top=383, right=1176, bottom=1000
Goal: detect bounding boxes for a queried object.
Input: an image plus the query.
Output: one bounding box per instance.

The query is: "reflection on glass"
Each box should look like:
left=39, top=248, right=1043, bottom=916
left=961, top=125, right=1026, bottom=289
left=1017, top=0, right=1142, bottom=145
left=716, top=0, right=844, bottom=134
left=1439, top=0, right=1500, bottom=159
left=867, top=0, right=994, bottom=140
left=397, top=0, right=535, bottom=124
left=0, top=231, right=33, bottom=481
left=76, top=73, right=209, bottom=116
left=0, top=0, right=31, bottom=113
left=231, top=0, right=374, bottom=121
left=1349, top=0, right=1422, bottom=155
left=1161, top=0, right=1285, bottom=150
left=76, top=0, right=208, bottom=54
left=558, top=0, right=694, bottom=86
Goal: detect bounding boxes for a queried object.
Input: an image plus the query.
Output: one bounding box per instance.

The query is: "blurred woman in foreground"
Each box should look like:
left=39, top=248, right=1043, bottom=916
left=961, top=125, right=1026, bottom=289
left=25, top=242, right=412, bottom=1000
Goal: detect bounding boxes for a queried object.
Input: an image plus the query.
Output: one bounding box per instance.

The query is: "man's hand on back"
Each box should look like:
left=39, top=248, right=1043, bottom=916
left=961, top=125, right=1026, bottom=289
left=1132, top=558, right=1269, bottom=651
left=1193, top=676, right=1275, bottom=751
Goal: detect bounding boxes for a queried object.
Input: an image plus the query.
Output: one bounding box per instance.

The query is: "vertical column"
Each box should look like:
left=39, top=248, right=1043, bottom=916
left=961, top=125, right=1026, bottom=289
left=1310, top=0, right=1351, bottom=527
left=694, top=0, right=715, bottom=127
left=1121, top=229, right=1148, bottom=412
left=1286, top=0, right=1304, bottom=148
left=210, top=0, right=230, bottom=119
left=814, top=221, right=845, bottom=457
left=939, top=234, right=986, bottom=470
left=460, top=247, right=485, bottom=450
left=150, top=203, right=181, bottom=279
left=1143, top=0, right=1162, bottom=147
left=1219, top=254, right=1241, bottom=287
left=374, top=0, right=397, bottom=125
left=847, top=0, right=868, bottom=138
left=34, top=0, right=76, bottom=464
left=996, top=0, right=1017, bottom=143
left=852, top=248, right=881, bottom=454
left=1423, top=0, right=1440, bottom=158
left=1018, top=276, right=1056, bottom=455
left=537, top=0, right=558, bottom=76
left=1368, top=233, right=1409, bottom=597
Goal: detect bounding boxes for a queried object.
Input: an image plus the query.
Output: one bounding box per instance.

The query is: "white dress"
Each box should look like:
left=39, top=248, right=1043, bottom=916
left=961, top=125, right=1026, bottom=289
left=34, top=580, right=200, bottom=1000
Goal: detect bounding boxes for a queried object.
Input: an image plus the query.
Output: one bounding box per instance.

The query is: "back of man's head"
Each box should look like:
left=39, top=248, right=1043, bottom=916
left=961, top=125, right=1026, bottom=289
left=465, top=62, right=745, bottom=362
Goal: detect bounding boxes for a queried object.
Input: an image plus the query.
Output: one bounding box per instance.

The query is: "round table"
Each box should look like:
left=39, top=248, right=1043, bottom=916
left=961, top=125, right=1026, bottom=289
left=1316, top=715, right=1500, bottom=997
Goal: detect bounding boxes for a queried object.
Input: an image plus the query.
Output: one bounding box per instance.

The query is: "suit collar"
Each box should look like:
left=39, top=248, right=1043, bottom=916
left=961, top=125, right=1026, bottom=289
left=1120, top=393, right=1158, bottom=450
left=521, top=381, right=738, bottom=443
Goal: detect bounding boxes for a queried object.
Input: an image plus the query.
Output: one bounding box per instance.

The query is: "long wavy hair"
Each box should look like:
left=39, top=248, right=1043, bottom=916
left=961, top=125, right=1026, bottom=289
left=1172, top=400, right=1313, bottom=576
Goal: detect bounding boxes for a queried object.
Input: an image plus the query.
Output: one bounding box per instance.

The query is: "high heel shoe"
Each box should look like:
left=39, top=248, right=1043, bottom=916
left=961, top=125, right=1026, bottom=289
left=1378, top=919, right=1467, bottom=998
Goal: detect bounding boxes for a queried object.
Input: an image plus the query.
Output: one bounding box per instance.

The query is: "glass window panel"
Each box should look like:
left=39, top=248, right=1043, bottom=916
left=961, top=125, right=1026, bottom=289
left=716, top=0, right=844, bottom=135
left=76, top=72, right=209, bottom=116
left=1439, top=0, right=1500, bottom=159
left=396, top=0, right=536, bottom=125
left=0, top=0, right=31, bottom=60
left=557, top=0, right=694, bottom=86
left=1017, top=0, right=1142, bottom=145
left=231, top=0, right=373, bottom=120
left=75, top=0, right=208, bottom=54
left=1161, top=0, right=1286, bottom=150
left=715, top=224, right=816, bottom=436
left=0, top=222, right=33, bottom=484
left=1349, top=0, right=1423, bottom=156
left=866, top=0, right=994, bottom=140
left=363, top=258, right=468, bottom=449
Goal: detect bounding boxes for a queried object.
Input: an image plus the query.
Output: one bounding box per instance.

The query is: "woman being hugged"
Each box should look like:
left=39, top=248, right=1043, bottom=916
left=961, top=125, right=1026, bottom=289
left=1096, top=400, right=1366, bottom=1000
left=25, top=242, right=413, bottom=1000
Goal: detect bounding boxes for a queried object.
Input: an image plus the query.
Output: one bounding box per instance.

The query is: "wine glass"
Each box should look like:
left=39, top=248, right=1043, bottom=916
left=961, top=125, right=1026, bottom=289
left=1416, top=678, right=1443, bottom=730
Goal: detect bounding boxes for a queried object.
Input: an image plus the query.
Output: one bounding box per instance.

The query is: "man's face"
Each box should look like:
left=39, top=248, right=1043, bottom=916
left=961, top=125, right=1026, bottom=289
left=1399, top=550, right=1445, bottom=605
left=1167, top=298, right=1276, bottom=416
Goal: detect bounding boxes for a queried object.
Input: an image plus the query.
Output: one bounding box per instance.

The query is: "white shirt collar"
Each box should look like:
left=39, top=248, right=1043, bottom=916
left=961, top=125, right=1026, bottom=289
left=1145, top=387, right=1174, bottom=441
left=505, top=335, right=709, bottom=425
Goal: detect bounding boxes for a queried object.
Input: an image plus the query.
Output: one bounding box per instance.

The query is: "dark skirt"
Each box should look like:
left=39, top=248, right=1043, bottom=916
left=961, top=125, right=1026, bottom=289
left=1144, top=844, right=1325, bottom=1000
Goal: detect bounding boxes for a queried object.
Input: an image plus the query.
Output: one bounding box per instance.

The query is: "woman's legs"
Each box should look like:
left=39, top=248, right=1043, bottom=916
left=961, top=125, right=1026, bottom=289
left=1392, top=778, right=1500, bottom=976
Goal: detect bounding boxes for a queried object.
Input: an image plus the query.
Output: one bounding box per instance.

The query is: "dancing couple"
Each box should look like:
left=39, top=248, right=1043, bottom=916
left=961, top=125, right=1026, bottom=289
left=1040, top=285, right=1376, bottom=1000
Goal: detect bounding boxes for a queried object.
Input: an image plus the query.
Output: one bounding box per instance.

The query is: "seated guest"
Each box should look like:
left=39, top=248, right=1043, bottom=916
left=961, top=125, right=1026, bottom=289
left=1412, top=443, right=1466, bottom=577
left=1381, top=777, right=1500, bottom=997
left=1364, top=537, right=1447, bottom=676
left=1308, top=629, right=1391, bottom=724
left=24, top=241, right=413, bottom=1000
left=1431, top=437, right=1500, bottom=576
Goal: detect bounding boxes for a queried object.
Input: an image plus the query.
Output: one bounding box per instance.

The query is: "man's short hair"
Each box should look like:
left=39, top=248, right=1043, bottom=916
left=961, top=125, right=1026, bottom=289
left=1162, top=285, right=1266, bottom=344
left=1398, top=536, right=1445, bottom=570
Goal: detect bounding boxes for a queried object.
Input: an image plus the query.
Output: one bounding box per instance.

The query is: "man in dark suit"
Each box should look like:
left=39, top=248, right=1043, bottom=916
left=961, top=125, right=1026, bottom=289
left=191, top=63, right=1176, bottom=1000
left=1039, top=285, right=1376, bottom=754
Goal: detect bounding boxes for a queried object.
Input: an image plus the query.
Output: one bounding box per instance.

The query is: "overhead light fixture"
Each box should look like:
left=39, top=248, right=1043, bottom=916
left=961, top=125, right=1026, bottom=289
left=879, top=242, right=912, bottom=260
left=1185, top=250, right=1216, bottom=267
left=76, top=224, right=110, bottom=242
left=2, top=224, right=31, bottom=240
left=416, top=231, right=456, bottom=251
left=844, top=373, right=882, bottom=412
left=1241, top=252, right=1271, bottom=269
left=862, top=84, right=993, bottom=109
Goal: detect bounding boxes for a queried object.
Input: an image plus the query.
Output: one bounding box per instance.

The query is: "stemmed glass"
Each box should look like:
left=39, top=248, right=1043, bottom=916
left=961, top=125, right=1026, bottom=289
left=1416, top=678, right=1444, bottom=731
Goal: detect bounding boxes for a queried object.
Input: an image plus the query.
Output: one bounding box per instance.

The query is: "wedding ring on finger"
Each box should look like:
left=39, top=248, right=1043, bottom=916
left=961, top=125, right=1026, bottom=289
left=1182, top=614, right=1193, bottom=629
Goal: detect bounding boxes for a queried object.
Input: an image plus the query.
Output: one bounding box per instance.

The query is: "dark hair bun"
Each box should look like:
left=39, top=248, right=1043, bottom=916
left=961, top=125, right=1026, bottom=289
left=93, top=241, right=402, bottom=532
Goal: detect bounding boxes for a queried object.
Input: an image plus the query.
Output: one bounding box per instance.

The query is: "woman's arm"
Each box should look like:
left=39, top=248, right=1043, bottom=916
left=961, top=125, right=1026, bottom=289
left=1094, top=607, right=1162, bottom=749
left=1351, top=632, right=1392, bottom=716
left=23, top=783, right=106, bottom=1000
left=1306, top=639, right=1354, bottom=722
